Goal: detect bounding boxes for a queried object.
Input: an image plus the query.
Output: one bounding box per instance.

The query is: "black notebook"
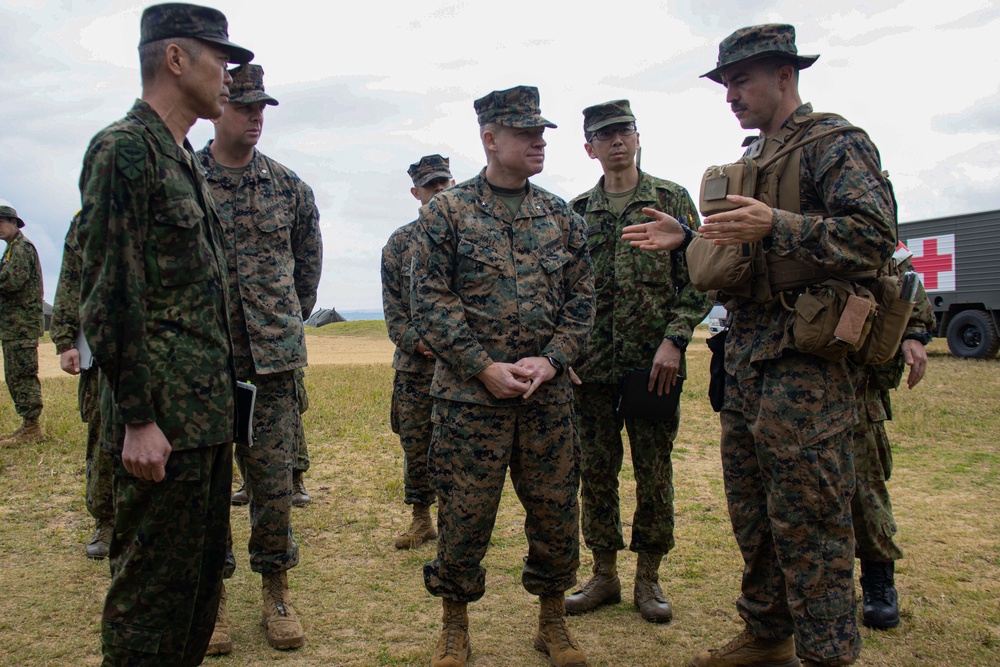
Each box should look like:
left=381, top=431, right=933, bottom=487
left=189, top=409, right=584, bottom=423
left=615, top=369, right=684, bottom=422
left=235, top=381, right=257, bottom=447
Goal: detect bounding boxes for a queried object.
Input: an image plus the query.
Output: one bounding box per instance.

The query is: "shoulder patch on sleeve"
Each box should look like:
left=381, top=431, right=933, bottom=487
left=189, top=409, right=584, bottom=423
left=115, top=137, right=147, bottom=180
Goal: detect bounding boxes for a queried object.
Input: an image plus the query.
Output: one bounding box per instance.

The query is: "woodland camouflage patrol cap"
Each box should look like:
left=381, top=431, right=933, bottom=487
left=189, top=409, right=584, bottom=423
left=474, top=86, right=557, bottom=129
left=228, top=64, right=278, bottom=106
left=702, top=23, right=818, bottom=84
left=139, top=3, right=254, bottom=65
left=408, top=155, right=452, bottom=187
left=582, top=100, right=636, bottom=134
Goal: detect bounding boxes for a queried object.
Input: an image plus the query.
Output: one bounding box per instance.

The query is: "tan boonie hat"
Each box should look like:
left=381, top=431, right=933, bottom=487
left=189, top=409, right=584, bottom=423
left=0, top=205, right=25, bottom=228
left=408, top=155, right=452, bottom=187
left=702, top=23, right=818, bottom=84
left=228, top=64, right=278, bottom=106
left=583, top=100, right=636, bottom=135
left=474, top=86, right=557, bottom=129
left=139, top=3, right=254, bottom=65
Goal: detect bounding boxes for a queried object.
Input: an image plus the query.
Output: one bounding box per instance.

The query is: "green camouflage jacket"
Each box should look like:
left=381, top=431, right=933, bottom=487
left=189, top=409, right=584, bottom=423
left=0, top=229, right=43, bottom=342
left=382, top=220, right=435, bottom=375
left=77, top=99, right=234, bottom=451
left=571, top=171, right=711, bottom=384
left=51, top=213, right=83, bottom=354
left=197, top=143, right=323, bottom=375
left=411, top=169, right=595, bottom=407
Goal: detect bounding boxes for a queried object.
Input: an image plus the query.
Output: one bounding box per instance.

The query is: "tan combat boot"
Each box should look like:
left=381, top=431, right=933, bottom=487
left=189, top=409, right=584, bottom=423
left=634, top=552, right=673, bottom=623
left=206, top=582, right=233, bottom=655
left=564, top=550, right=620, bottom=614
left=431, top=599, right=471, bottom=667
left=291, top=471, right=311, bottom=507
left=534, top=594, right=589, bottom=667
left=85, top=516, right=114, bottom=560
left=0, top=418, right=43, bottom=447
left=261, top=571, right=305, bottom=650
left=689, top=629, right=800, bottom=667
left=394, top=503, right=437, bottom=550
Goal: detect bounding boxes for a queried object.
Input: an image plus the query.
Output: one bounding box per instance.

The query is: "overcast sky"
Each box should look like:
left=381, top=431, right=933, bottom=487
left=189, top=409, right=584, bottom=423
left=2, top=0, right=998, bottom=311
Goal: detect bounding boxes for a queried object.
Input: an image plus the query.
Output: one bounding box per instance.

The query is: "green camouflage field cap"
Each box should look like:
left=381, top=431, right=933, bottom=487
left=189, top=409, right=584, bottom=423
left=583, top=100, right=636, bottom=134
left=701, top=23, right=818, bottom=84
left=139, top=3, right=254, bottom=65
left=228, top=64, right=278, bottom=106
left=0, top=205, right=25, bottom=228
left=474, top=86, right=557, bottom=129
left=408, top=155, right=452, bottom=187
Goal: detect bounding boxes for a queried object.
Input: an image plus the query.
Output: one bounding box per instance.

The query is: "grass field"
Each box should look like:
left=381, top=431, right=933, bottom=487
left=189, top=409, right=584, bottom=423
left=0, top=324, right=997, bottom=666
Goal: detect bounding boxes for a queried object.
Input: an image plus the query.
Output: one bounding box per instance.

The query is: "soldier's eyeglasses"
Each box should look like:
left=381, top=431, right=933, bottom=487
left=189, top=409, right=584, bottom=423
left=591, top=124, right=637, bottom=142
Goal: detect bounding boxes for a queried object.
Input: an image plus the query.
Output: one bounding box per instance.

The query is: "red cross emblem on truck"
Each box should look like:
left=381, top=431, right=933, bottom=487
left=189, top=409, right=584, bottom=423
left=907, top=234, right=955, bottom=292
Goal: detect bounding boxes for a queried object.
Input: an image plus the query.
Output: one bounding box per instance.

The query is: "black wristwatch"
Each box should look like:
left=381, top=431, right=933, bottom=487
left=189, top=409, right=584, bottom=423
left=665, top=335, right=688, bottom=351
left=678, top=224, right=694, bottom=252
left=903, top=331, right=932, bottom=346
left=546, top=356, right=564, bottom=377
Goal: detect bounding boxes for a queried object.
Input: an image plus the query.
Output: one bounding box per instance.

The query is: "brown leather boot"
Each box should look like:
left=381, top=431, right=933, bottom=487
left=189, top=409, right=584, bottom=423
left=0, top=418, right=43, bottom=446
left=291, top=471, right=311, bottom=507
left=564, top=550, right=620, bottom=614
left=634, top=552, right=673, bottom=623
left=85, top=516, right=114, bottom=560
left=394, top=503, right=437, bottom=549
left=261, top=571, right=304, bottom=650
left=231, top=479, right=249, bottom=505
left=689, top=629, right=800, bottom=667
left=534, top=594, right=589, bottom=667
left=206, top=582, right=233, bottom=655
left=432, top=599, right=471, bottom=667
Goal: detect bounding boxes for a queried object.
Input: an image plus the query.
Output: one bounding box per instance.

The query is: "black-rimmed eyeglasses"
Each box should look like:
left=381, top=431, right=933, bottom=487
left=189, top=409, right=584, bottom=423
left=590, top=123, right=637, bottom=142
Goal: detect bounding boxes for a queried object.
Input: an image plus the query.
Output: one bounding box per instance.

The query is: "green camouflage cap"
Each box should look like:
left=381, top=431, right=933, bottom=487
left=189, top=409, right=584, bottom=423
left=701, top=23, right=818, bottom=84
left=0, top=205, right=25, bottom=228
left=474, top=85, right=556, bottom=129
left=408, top=154, right=452, bottom=187
left=228, top=64, right=278, bottom=106
left=139, top=3, right=254, bottom=65
left=582, top=100, right=636, bottom=135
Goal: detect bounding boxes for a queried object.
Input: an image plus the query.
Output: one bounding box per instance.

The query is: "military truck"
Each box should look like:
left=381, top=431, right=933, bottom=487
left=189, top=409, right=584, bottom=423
left=899, top=209, right=1000, bottom=359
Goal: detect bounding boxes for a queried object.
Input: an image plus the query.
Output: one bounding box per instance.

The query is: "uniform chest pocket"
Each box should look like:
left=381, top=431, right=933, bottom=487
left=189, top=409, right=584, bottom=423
left=457, top=236, right=508, bottom=271
left=633, top=250, right=673, bottom=291
left=152, top=195, right=213, bottom=287
left=254, top=206, right=294, bottom=234
left=536, top=238, right=572, bottom=275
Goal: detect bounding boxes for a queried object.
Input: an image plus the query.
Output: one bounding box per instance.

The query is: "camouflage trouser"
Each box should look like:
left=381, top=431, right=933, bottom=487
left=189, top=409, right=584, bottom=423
left=574, top=382, right=677, bottom=554
left=294, top=368, right=309, bottom=474
left=424, top=398, right=581, bottom=602
left=721, top=353, right=860, bottom=666
left=233, top=369, right=300, bottom=574
left=391, top=370, right=435, bottom=506
left=2, top=339, right=42, bottom=420
left=81, top=368, right=113, bottom=520
left=851, top=376, right=902, bottom=562
left=102, top=442, right=231, bottom=666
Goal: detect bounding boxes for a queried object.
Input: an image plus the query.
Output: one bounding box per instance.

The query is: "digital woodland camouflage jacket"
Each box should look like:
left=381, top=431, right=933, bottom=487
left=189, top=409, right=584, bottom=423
left=50, top=213, right=83, bottom=354
left=77, top=100, right=234, bottom=451
left=0, top=229, right=43, bottom=342
left=382, top=220, right=435, bottom=375
left=410, top=169, right=595, bottom=407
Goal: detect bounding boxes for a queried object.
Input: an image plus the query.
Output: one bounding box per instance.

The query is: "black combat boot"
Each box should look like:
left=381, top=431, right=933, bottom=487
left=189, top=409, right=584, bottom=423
left=860, top=559, right=900, bottom=629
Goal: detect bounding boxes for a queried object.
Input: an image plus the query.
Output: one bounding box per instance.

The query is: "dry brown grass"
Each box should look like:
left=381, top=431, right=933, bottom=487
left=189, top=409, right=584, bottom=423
left=0, top=324, right=997, bottom=666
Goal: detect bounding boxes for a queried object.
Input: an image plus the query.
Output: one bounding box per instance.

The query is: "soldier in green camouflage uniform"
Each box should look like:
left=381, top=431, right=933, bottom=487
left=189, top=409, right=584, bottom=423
left=0, top=204, right=44, bottom=448
left=686, top=25, right=897, bottom=667
left=50, top=212, right=115, bottom=559
left=564, top=101, right=710, bottom=624
left=381, top=154, right=455, bottom=551
left=197, top=62, right=322, bottom=653
left=410, top=86, right=595, bottom=667
left=75, top=4, right=251, bottom=665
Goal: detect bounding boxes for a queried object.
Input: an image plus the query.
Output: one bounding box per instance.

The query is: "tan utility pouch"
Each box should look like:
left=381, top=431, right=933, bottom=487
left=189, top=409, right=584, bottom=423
left=851, top=275, right=915, bottom=366
left=785, top=278, right=877, bottom=361
left=685, top=238, right=757, bottom=298
left=698, top=158, right=756, bottom=216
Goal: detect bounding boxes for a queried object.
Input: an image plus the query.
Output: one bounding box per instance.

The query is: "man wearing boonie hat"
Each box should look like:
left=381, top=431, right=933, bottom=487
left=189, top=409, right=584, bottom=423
left=686, top=23, right=897, bottom=667
left=380, top=154, right=455, bottom=555
left=564, top=101, right=710, bottom=623
left=75, top=3, right=253, bottom=664
left=0, top=203, right=45, bottom=449
left=409, top=86, right=595, bottom=667
left=197, top=62, right=322, bottom=654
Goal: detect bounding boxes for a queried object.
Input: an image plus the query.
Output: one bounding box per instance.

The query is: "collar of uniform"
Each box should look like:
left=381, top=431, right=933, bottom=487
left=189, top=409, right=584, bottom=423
left=775, top=102, right=814, bottom=138
left=127, top=99, right=197, bottom=166
left=471, top=168, right=555, bottom=220
left=198, top=143, right=269, bottom=183
left=583, top=169, right=656, bottom=215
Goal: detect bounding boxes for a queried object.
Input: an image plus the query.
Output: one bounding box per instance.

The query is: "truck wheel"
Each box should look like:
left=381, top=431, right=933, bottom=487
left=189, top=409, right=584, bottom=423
left=946, top=310, right=1000, bottom=359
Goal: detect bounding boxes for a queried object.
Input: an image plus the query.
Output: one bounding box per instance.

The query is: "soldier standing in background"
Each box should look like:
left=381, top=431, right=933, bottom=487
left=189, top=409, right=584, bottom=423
left=565, top=101, right=710, bottom=623
left=0, top=204, right=44, bottom=448
left=76, top=4, right=251, bottom=663
left=50, top=212, right=115, bottom=559
left=411, top=85, right=595, bottom=667
left=197, top=62, right=323, bottom=653
left=381, top=154, right=454, bottom=551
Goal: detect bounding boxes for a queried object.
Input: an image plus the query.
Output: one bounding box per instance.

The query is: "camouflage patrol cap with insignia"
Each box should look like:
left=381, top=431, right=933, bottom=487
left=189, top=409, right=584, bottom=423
left=702, top=23, right=819, bottom=84
left=139, top=2, right=254, bottom=65
left=228, top=64, right=279, bottom=106
left=0, top=205, right=25, bottom=228
left=408, top=155, right=452, bottom=187
left=474, top=85, right=557, bottom=129
left=582, top=100, right=636, bottom=135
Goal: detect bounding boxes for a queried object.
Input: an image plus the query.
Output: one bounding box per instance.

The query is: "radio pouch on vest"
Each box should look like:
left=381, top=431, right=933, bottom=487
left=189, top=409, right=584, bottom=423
left=785, top=278, right=877, bottom=361
left=851, top=273, right=915, bottom=366
left=698, top=157, right=756, bottom=215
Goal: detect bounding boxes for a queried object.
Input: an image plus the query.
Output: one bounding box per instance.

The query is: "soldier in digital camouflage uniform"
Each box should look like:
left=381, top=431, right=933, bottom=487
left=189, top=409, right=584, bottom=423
left=197, top=62, right=322, bottom=653
left=410, top=86, right=595, bottom=667
left=381, top=154, right=455, bottom=551
left=50, top=212, right=115, bottom=559
left=75, top=4, right=251, bottom=664
left=564, top=100, right=710, bottom=624
left=0, top=204, right=44, bottom=448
